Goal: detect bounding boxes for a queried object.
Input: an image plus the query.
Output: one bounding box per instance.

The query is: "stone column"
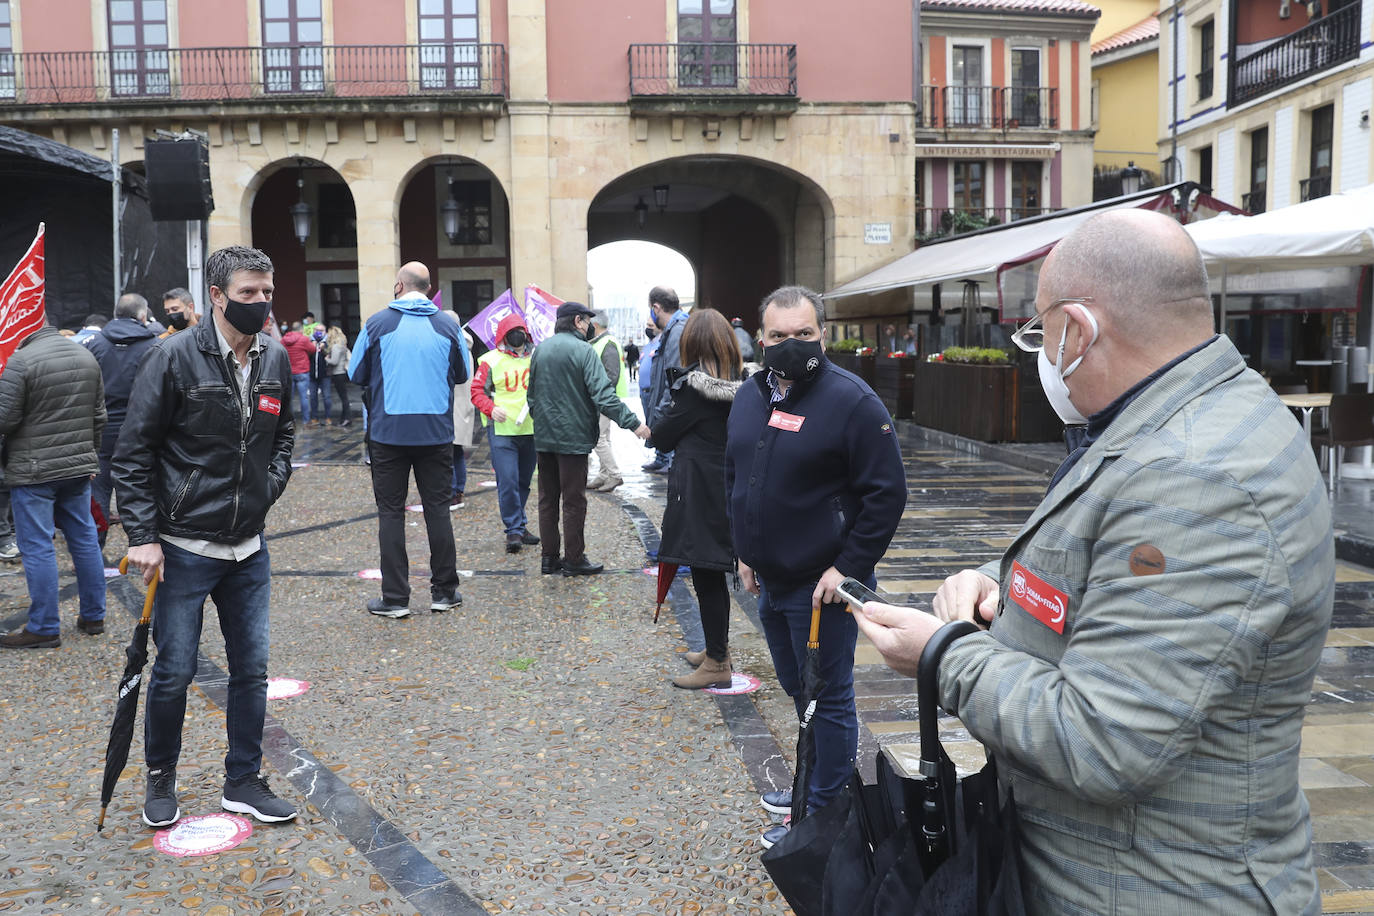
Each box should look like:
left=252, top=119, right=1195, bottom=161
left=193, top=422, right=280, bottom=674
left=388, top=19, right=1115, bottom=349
left=505, top=0, right=556, bottom=297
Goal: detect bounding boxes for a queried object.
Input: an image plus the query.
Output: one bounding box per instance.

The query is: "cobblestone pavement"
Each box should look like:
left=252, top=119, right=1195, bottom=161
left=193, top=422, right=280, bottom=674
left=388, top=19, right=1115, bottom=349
left=3, top=412, right=1374, bottom=914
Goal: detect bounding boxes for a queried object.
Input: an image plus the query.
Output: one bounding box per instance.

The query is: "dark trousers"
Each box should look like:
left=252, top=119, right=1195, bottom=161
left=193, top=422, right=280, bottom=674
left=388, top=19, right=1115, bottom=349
left=369, top=441, right=459, bottom=605
left=536, top=452, right=588, bottom=562
left=692, top=567, right=730, bottom=661
left=331, top=374, right=351, bottom=422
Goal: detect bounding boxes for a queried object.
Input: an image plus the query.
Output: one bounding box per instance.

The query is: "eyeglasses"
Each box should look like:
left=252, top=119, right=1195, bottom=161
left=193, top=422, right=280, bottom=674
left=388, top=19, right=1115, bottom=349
left=1011, top=297, right=1094, bottom=353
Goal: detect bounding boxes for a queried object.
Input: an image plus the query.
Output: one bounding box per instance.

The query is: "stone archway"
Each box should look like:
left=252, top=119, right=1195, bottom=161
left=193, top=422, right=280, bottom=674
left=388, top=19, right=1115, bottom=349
left=395, top=156, right=512, bottom=326
left=587, top=155, right=833, bottom=334
left=247, top=158, right=360, bottom=339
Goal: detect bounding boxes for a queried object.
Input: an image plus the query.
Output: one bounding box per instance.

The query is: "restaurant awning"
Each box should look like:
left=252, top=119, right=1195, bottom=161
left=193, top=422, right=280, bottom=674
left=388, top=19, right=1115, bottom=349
left=1185, top=183, right=1374, bottom=273
left=823, top=183, right=1243, bottom=317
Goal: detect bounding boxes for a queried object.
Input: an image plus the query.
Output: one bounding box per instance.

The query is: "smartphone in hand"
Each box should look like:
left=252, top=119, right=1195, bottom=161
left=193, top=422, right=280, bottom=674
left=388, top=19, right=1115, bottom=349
left=835, top=577, right=884, bottom=612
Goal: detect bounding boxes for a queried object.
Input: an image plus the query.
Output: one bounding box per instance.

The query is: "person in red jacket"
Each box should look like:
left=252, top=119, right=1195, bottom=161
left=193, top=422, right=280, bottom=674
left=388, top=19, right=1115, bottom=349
left=280, top=322, right=317, bottom=427
left=470, top=313, right=538, bottom=553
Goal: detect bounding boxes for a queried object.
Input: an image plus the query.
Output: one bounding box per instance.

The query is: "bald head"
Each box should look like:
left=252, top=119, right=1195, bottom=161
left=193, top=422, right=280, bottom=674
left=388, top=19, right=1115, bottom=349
left=396, top=262, right=431, bottom=294
left=1041, top=209, right=1212, bottom=342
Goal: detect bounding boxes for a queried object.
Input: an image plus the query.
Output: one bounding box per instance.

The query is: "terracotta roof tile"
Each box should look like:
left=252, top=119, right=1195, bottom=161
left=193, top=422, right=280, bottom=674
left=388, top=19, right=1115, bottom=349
left=921, top=0, right=1101, bottom=18
left=1091, top=14, right=1160, bottom=55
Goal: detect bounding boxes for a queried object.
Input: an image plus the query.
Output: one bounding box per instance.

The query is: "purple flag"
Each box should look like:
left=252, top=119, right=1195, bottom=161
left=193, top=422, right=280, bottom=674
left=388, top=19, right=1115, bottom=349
left=466, top=289, right=521, bottom=349
left=523, top=285, right=562, bottom=344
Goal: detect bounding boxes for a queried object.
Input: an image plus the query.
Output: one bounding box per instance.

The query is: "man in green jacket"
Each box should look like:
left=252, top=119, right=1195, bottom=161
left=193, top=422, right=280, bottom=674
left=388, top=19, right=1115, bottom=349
left=528, top=301, right=649, bottom=576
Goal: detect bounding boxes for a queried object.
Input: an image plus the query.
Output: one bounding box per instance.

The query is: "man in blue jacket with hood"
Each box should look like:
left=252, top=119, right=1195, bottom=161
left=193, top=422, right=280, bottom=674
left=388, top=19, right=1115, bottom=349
left=350, top=262, right=470, bottom=619
left=725, top=285, right=907, bottom=848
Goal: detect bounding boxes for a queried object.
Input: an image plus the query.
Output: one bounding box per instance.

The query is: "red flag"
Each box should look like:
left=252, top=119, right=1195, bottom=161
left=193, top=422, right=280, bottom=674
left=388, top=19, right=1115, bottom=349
left=0, top=224, right=45, bottom=376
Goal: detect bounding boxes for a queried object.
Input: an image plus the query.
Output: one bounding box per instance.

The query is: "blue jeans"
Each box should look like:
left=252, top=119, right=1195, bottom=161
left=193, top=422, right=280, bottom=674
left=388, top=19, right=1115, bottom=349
left=11, top=477, right=106, bottom=635
left=144, top=539, right=272, bottom=779
left=757, top=574, right=863, bottom=812
left=292, top=372, right=312, bottom=423
left=488, top=428, right=536, bottom=536
left=310, top=375, right=331, bottom=420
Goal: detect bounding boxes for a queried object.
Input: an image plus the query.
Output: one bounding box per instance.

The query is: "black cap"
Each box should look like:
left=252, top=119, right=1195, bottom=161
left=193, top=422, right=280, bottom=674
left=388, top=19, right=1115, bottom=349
left=556, top=301, right=595, bottom=320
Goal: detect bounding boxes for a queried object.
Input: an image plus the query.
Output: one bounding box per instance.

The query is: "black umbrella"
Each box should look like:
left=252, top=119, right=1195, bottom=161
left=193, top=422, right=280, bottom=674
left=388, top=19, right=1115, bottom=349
left=760, top=602, right=830, bottom=913
left=761, top=618, right=1027, bottom=916
left=96, top=559, right=158, bottom=832
left=909, top=620, right=1026, bottom=915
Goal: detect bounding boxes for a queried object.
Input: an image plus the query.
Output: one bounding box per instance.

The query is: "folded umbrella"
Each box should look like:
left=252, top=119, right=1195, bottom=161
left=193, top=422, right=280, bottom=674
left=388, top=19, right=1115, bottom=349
left=96, top=558, right=158, bottom=832
left=653, top=561, right=678, bottom=623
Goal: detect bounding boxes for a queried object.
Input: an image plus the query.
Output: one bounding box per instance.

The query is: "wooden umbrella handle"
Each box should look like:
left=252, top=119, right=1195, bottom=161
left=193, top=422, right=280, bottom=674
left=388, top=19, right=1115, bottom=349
left=118, top=557, right=160, bottom=625
left=807, top=603, right=821, bottom=649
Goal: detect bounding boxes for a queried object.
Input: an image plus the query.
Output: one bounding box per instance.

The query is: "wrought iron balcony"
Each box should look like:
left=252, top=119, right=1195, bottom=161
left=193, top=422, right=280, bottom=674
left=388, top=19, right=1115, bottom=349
left=917, top=206, right=1059, bottom=238
left=1300, top=174, right=1332, bottom=201
left=1229, top=3, right=1359, bottom=106
left=0, top=43, right=507, bottom=107
left=917, top=86, right=1058, bottom=131
left=1242, top=187, right=1266, bottom=214
left=628, top=43, right=796, bottom=98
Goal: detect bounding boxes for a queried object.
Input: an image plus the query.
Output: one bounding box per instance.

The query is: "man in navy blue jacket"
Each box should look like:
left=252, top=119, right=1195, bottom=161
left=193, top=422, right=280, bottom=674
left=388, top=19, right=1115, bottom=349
left=349, top=261, right=470, bottom=619
left=725, top=285, right=907, bottom=848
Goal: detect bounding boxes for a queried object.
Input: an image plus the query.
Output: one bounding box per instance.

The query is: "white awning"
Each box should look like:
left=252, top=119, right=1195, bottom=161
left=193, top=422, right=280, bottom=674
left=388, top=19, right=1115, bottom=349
left=824, top=184, right=1198, bottom=302
left=1185, top=183, right=1374, bottom=273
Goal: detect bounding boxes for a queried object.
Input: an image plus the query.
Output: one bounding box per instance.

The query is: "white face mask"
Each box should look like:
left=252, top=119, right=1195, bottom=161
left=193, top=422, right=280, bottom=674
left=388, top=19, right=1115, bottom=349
left=1036, top=302, right=1099, bottom=426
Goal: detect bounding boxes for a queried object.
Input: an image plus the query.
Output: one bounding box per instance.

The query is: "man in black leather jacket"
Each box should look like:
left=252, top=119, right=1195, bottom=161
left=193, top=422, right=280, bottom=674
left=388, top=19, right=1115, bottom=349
left=114, top=245, right=297, bottom=830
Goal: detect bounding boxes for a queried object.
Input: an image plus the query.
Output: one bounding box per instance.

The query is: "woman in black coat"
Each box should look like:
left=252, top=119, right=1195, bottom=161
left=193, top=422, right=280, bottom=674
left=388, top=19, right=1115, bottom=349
left=650, top=308, right=748, bottom=690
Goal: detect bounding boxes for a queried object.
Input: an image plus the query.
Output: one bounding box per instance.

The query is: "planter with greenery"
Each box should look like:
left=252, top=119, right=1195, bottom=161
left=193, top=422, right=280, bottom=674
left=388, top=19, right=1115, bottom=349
left=913, top=348, right=1059, bottom=442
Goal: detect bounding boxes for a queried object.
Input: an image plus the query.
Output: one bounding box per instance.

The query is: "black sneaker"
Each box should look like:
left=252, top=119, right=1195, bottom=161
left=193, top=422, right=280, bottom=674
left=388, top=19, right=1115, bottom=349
left=142, top=767, right=180, bottom=828
left=77, top=617, right=105, bottom=635
left=430, top=590, right=462, bottom=612
left=761, top=788, right=792, bottom=815
left=506, top=534, right=523, bottom=553
left=221, top=773, right=297, bottom=823
left=520, top=531, right=540, bottom=546
left=366, top=597, right=410, bottom=619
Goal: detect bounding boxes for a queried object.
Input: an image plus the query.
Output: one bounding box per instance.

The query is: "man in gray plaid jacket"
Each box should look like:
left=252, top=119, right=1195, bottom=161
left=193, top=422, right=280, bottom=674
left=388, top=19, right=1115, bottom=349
left=858, top=209, right=1331, bottom=915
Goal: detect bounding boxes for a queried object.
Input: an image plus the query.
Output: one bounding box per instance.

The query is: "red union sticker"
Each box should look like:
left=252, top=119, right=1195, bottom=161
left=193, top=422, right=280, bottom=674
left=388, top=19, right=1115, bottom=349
left=257, top=395, right=281, bottom=415
left=768, top=410, right=805, bottom=432
left=1008, top=561, right=1068, bottom=634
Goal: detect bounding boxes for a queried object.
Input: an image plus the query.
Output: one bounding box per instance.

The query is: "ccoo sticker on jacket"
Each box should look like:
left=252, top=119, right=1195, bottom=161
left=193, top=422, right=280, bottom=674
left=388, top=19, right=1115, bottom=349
left=257, top=395, right=281, bottom=416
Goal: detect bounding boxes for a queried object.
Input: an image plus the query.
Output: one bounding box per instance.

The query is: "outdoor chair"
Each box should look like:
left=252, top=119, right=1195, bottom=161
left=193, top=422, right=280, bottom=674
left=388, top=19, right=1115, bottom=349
left=1272, top=384, right=1309, bottom=395
left=1312, top=392, right=1374, bottom=491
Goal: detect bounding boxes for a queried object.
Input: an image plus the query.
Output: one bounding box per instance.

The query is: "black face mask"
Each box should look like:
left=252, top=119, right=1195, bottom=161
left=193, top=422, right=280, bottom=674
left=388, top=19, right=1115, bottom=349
left=223, top=298, right=271, bottom=336
left=645, top=327, right=658, bottom=340
left=505, top=329, right=528, bottom=350
left=762, top=337, right=824, bottom=381
left=167, top=312, right=190, bottom=331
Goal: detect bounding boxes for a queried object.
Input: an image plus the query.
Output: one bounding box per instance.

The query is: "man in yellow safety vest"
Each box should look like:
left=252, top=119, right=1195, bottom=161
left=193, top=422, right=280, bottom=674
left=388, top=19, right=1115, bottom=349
left=586, top=310, right=628, bottom=492
left=470, top=313, right=539, bottom=553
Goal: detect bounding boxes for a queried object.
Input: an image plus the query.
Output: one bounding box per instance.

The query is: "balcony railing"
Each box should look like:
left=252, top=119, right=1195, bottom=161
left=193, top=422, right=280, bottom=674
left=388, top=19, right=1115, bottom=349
left=1242, top=187, right=1266, bottom=214
left=917, top=206, right=1059, bottom=238
left=918, top=86, right=1058, bottom=131
left=0, top=43, right=507, bottom=106
left=1229, top=3, right=1358, bottom=106
left=628, top=43, right=796, bottom=97
left=1300, top=173, right=1332, bottom=201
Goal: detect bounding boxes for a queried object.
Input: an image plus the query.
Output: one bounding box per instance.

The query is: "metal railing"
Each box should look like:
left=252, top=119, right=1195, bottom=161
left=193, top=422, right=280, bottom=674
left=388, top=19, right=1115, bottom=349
left=1229, top=3, right=1359, bottom=106
left=917, top=85, right=1058, bottom=130
left=1242, top=187, right=1266, bottom=214
left=628, top=43, right=796, bottom=96
left=917, top=206, right=1059, bottom=237
left=0, top=43, right=507, bottom=105
left=1300, top=173, right=1332, bottom=201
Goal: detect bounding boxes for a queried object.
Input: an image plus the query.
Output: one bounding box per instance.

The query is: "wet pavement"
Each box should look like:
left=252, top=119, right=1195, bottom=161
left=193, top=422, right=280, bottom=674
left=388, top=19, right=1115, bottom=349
left=2, top=409, right=1374, bottom=914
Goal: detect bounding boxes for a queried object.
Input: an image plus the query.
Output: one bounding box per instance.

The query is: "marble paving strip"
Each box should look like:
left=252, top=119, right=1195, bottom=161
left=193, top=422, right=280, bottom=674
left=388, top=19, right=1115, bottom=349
left=107, top=575, right=488, bottom=916
left=617, top=501, right=793, bottom=796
